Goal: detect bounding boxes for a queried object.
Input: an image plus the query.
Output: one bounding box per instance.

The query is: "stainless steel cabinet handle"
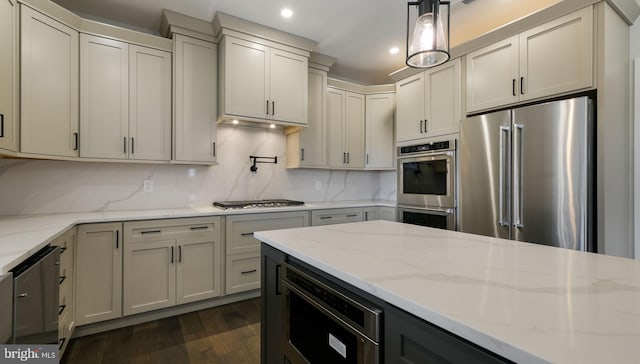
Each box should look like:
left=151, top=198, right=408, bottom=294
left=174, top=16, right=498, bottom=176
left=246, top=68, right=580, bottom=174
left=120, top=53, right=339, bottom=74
left=301, top=148, right=304, bottom=161
left=123, top=137, right=127, bottom=154
left=346, top=152, right=350, bottom=164
left=178, top=245, right=182, bottom=263
left=131, top=137, right=135, bottom=154
left=0, top=114, right=4, bottom=138
left=266, top=100, right=269, bottom=116
left=212, top=142, right=216, bottom=157
left=498, top=126, right=511, bottom=227
left=190, top=226, right=208, bottom=230
left=512, top=79, right=516, bottom=96
left=241, top=232, right=254, bottom=237
left=366, top=153, right=369, bottom=165
left=424, top=119, right=428, bottom=134
left=520, top=77, right=524, bottom=95
left=346, top=214, right=357, bottom=217
left=116, top=230, right=119, bottom=249
left=18, top=293, right=28, bottom=298
left=275, top=264, right=282, bottom=295
left=513, top=123, right=524, bottom=229
left=73, top=132, right=79, bottom=151
left=171, top=246, right=174, bottom=263
left=419, top=120, right=423, bottom=133
left=272, top=101, right=275, bottom=116
left=241, top=269, right=257, bottom=275
left=319, top=216, right=332, bottom=220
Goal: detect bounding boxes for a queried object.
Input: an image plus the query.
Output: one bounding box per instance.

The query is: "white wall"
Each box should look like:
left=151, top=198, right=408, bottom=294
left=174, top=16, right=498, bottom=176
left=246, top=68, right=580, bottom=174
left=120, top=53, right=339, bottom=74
left=0, top=125, right=397, bottom=215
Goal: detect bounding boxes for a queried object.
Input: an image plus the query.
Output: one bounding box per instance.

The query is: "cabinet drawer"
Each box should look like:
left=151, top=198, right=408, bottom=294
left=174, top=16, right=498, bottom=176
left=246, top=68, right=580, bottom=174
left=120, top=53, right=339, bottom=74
left=311, top=208, right=363, bottom=226
left=225, top=254, right=261, bottom=294
left=226, top=211, right=308, bottom=255
left=124, top=217, right=221, bottom=242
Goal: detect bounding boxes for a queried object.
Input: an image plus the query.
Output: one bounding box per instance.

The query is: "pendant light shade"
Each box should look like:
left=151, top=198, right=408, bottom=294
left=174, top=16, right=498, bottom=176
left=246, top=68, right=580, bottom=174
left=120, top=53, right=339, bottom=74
left=406, top=0, right=450, bottom=68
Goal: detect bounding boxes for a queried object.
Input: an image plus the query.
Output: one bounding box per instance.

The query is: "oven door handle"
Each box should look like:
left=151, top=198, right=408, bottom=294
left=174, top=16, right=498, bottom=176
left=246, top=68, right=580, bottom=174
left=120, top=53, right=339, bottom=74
left=283, top=279, right=379, bottom=346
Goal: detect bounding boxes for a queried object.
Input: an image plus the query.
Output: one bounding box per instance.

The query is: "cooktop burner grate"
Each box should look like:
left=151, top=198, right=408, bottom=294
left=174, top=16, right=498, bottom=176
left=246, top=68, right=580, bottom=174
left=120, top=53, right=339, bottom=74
left=213, top=199, right=305, bottom=209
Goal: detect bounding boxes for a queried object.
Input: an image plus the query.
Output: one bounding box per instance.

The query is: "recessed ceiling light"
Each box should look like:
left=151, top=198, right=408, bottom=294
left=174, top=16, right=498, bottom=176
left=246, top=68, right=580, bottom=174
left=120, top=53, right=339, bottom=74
left=389, top=47, right=400, bottom=55
left=281, top=8, right=293, bottom=18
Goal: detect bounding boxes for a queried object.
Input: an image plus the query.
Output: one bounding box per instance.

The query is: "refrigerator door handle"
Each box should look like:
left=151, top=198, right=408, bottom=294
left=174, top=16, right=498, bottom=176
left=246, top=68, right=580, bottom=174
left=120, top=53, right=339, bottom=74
left=499, top=126, right=511, bottom=227
left=513, top=123, right=524, bottom=229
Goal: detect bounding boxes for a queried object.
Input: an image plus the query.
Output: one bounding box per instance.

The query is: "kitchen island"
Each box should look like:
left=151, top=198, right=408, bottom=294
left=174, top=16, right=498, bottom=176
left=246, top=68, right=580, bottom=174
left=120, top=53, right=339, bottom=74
left=255, top=221, right=640, bottom=364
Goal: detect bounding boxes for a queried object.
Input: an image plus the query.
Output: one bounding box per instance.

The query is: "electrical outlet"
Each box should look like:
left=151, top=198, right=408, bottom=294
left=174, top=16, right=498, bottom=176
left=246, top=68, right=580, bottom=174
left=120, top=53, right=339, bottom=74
left=143, top=179, right=154, bottom=193
left=315, top=181, right=322, bottom=191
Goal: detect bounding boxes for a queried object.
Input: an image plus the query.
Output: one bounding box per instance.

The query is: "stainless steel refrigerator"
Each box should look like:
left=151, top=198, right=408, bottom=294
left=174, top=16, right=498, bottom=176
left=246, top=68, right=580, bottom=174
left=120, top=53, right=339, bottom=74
left=459, top=96, right=594, bottom=251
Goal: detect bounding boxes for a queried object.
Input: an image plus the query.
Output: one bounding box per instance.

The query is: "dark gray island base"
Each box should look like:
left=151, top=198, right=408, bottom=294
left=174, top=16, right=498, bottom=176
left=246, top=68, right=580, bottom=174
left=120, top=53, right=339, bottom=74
left=261, top=244, right=512, bottom=364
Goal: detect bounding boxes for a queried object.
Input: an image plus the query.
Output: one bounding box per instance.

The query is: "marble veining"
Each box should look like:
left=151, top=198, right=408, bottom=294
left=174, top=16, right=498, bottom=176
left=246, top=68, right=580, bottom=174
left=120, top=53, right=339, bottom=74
left=0, top=125, right=396, bottom=215
left=255, top=221, right=640, bottom=364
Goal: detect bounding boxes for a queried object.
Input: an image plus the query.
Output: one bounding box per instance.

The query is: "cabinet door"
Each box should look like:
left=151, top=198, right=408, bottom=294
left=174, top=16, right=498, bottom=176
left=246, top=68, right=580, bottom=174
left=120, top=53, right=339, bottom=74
left=176, top=236, right=221, bottom=304
left=298, top=68, right=327, bottom=167
left=129, top=45, right=171, bottom=161
left=261, top=244, right=286, bottom=364
left=344, top=92, right=365, bottom=168
left=79, top=34, right=129, bottom=159
left=222, top=36, right=269, bottom=120
left=0, top=0, right=17, bottom=152
left=76, top=223, right=122, bottom=325
left=396, top=72, right=425, bottom=143
left=425, top=59, right=461, bottom=137
left=327, top=87, right=346, bottom=167
left=519, top=6, right=592, bottom=101
left=173, top=34, right=217, bottom=163
left=466, top=36, right=519, bottom=113
left=20, top=6, right=79, bottom=157
left=123, top=239, right=176, bottom=315
left=365, top=93, right=395, bottom=169
left=270, top=49, right=308, bottom=124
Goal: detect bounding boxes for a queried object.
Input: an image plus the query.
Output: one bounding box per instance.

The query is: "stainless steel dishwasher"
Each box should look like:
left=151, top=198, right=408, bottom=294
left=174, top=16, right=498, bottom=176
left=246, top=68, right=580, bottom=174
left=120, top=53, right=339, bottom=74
left=10, top=245, right=60, bottom=344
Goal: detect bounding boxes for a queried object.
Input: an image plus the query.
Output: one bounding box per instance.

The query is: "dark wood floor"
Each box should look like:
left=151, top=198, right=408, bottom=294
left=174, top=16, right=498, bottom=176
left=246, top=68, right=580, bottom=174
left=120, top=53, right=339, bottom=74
left=62, top=298, right=261, bottom=364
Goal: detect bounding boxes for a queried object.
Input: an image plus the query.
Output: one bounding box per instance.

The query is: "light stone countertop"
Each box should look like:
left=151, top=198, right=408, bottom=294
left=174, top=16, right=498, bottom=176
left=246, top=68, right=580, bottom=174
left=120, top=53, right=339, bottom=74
left=254, top=221, right=640, bottom=364
left=0, top=200, right=395, bottom=274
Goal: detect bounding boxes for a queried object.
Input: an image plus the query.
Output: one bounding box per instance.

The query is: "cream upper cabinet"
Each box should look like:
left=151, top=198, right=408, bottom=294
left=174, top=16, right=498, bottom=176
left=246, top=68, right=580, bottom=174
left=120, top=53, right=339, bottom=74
left=80, top=35, right=129, bottom=159
left=20, top=5, right=79, bottom=157
left=0, top=0, right=17, bottom=152
left=173, top=34, right=217, bottom=164
left=327, top=88, right=365, bottom=168
left=365, top=93, right=395, bottom=169
left=396, top=58, right=461, bottom=143
left=219, top=35, right=308, bottom=126
left=75, top=223, right=122, bottom=326
left=129, top=45, right=172, bottom=161
left=467, top=6, right=593, bottom=113
left=290, top=68, right=328, bottom=168
left=80, top=35, right=171, bottom=161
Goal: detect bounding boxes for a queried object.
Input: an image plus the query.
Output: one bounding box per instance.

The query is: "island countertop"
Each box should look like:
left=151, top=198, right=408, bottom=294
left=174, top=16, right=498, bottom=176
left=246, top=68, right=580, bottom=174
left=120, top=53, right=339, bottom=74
left=254, top=221, right=640, bottom=364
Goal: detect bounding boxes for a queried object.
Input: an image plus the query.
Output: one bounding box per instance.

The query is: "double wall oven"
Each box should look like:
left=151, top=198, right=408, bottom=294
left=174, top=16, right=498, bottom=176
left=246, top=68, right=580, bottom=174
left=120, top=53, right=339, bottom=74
left=397, top=139, right=457, bottom=230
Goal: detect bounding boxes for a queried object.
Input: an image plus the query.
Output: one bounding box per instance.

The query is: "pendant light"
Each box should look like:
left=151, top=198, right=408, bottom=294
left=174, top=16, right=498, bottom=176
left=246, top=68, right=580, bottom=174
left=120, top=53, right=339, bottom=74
left=406, top=0, right=450, bottom=68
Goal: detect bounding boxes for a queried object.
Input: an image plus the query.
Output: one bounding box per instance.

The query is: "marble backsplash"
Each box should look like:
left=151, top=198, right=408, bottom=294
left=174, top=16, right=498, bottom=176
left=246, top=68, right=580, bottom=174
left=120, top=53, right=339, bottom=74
left=0, top=125, right=397, bottom=216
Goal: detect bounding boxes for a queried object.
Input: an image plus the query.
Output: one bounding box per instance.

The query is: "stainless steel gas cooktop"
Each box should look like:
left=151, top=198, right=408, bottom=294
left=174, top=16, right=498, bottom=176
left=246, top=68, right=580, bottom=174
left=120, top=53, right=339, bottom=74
left=213, top=199, right=305, bottom=209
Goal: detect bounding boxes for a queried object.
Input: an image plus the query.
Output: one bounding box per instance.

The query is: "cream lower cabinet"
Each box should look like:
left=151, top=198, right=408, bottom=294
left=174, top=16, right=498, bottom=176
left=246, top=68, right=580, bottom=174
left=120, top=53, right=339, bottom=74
left=327, top=88, right=365, bottom=168
left=396, top=58, right=461, bottom=144
left=20, top=5, right=79, bottom=157
left=123, top=217, right=222, bottom=316
left=311, top=208, right=363, bottom=226
left=0, top=0, right=17, bottom=152
left=466, top=6, right=593, bottom=113
left=225, top=211, right=309, bottom=294
left=173, top=34, right=217, bottom=164
left=80, top=34, right=171, bottom=161
left=52, top=227, right=76, bottom=354
left=363, top=207, right=397, bottom=222
left=75, top=223, right=122, bottom=326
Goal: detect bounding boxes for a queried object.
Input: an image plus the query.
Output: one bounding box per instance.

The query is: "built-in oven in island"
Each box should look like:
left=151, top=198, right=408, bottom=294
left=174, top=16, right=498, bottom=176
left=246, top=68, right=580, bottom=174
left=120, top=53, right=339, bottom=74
left=282, top=263, right=381, bottom=364
left=397, top=138, right=457, bottom=230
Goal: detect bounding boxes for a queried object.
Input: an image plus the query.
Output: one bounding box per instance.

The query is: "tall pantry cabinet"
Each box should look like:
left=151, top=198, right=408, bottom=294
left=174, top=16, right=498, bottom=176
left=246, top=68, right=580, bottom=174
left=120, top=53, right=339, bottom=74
left=20, top=5, right=79, bottom=157
left=0, top=0, right=17, bottom=152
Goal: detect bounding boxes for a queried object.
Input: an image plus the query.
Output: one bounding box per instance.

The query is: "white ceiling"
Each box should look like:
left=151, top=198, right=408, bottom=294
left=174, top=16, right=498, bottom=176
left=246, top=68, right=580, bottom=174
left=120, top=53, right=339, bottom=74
left=50, top=0, right=559, bottom=84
